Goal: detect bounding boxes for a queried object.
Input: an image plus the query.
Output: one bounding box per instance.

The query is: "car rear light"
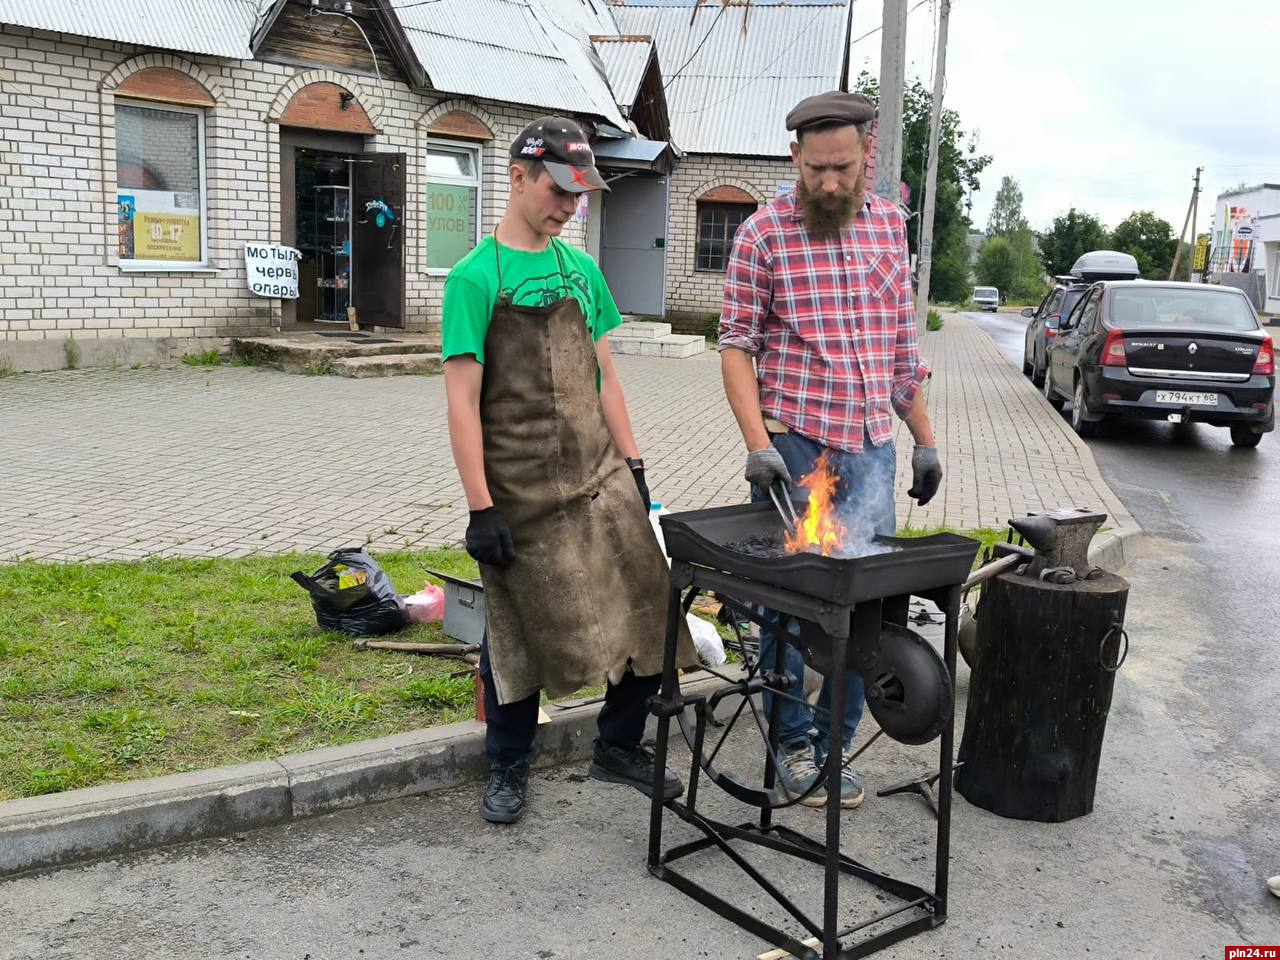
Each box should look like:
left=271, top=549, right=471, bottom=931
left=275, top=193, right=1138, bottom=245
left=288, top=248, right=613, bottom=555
left=1103, top=393, right=1121, bottom=401
left=1101, top=329, right=1127, bottom=367
left=1045, top=328, right=1056, bottom=340
left=1254, top=335, right=1274, bottom=376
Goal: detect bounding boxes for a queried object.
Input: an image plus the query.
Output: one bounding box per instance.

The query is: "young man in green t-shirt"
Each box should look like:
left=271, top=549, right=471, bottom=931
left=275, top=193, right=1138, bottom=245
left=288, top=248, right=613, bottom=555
left=442, top=117, right=694, bottom=825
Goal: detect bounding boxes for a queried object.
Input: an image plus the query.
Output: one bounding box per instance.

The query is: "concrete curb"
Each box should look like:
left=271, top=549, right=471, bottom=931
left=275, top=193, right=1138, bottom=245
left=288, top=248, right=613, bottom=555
left=0, top=669, right=744, bottom=879
left=1086, top=524, right=1144, bottom=574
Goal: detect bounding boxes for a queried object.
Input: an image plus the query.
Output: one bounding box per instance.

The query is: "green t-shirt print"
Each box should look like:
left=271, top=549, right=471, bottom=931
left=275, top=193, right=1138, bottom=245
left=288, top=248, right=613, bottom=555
left=441, top=236, right=623, bottom=364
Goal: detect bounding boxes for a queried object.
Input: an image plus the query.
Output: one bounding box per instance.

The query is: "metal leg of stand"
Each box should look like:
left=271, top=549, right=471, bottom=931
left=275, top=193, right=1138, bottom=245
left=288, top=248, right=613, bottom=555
left=823, top=628, right=847, bottom=959
left=876, top=762, right=964, bottom=817
left=760, top=614, right=787, bottom=833
left=934, top=584, right=961, bottom=920
left=648, top=583, right=684, bottom=871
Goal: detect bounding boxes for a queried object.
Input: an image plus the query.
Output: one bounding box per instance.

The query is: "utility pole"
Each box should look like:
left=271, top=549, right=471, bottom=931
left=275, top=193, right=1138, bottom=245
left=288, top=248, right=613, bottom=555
left=1170, top=166, right=1202, bottom=280
left=913, top=0, right=950, bottom=332
left=1188, top=165, right=1202, bottom=281
left=874, top=0, right=909, bottom=201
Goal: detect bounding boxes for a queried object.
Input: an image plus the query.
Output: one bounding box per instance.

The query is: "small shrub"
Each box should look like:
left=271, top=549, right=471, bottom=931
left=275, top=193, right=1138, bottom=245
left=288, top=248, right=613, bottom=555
left=63, top=336, right=80, bottom=370
left=304, top=358, right=334, bottom=376
left=926, top=309, right=944, bottom=332
left=181, top=349, right=222, bottom=367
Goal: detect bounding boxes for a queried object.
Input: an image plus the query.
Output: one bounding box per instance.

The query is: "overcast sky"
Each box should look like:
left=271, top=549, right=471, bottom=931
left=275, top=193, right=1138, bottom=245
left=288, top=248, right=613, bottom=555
left=846, top=0, right=1280, bottom=237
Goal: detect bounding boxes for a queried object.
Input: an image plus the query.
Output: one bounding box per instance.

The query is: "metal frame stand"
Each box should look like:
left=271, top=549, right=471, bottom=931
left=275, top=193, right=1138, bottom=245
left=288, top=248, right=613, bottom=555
left=646, top=560, right=965, bottom=960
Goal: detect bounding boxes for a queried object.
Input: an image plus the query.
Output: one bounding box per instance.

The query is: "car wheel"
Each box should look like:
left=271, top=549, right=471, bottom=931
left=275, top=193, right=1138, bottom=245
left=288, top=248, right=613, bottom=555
left=1042, top=367, right=1064, bottom=411
left=1022, top=350, right=1033, bottom=377
left=1230, top=425, right=1263, bottom=448
left=1031, top=350, right=1046, bottom=387
left=1071, top=378, right=1101, bottom=438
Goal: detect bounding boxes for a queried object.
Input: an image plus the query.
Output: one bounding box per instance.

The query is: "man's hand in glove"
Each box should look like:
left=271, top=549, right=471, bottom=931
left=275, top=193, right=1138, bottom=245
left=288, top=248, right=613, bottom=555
left=744, top=446, right=793, bottom=491
left=626, top=458, right=650, bottom=509
left=465, top=507, right=516, bottom=567
left=908, top=446, right=942, bottom=506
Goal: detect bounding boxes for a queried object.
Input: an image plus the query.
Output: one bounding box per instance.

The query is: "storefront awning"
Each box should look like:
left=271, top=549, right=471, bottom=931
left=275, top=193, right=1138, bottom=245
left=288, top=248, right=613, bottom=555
left=591, top=137, right=677, bottom=176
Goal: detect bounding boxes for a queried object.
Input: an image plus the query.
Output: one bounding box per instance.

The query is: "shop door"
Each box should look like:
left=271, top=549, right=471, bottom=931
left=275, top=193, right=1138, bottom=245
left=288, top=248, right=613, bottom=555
left=601, top=175, right=668, bottom=316
left=352, top=152, right=406, bottom=328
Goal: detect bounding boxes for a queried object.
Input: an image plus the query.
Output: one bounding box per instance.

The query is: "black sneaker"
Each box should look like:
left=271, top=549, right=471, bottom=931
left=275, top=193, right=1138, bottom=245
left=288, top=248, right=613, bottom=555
left=589, top=741, right=683, bottom=800
left=481, top=759, right=529, bottom=824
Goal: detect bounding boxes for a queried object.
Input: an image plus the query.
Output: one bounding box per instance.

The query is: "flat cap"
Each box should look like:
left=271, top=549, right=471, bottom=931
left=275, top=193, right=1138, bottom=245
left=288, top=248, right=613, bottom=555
left=785, top=91, right=876, bottom=133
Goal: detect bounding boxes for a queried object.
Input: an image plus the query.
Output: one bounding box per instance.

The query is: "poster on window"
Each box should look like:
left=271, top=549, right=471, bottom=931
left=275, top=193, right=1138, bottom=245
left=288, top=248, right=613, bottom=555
left=118, top=190, right=200, bottom=262
left=426, top=182, right=476, bottom=270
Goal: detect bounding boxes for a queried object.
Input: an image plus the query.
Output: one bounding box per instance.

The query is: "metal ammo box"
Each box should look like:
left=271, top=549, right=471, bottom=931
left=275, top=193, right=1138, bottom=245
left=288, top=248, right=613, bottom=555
left=423, top=568, right=485, bottom=645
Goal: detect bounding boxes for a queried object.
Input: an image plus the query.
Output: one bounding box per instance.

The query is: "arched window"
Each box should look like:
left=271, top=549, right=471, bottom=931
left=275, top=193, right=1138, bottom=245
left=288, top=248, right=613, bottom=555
left=696, top=186, right=758, bottom=272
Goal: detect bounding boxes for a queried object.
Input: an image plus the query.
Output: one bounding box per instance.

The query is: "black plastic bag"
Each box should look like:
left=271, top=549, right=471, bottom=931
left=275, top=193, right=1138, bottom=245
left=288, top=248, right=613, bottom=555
left=291, top=547, right=407, bottom=637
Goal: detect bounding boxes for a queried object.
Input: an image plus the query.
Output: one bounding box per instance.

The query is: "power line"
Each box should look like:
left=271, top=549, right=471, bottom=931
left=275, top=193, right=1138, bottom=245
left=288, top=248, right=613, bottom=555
left=670, top=5, right=832, bottom=114
left=849, top=0, right=931, bottom=49
left=663, top=1, right=730, bottom=90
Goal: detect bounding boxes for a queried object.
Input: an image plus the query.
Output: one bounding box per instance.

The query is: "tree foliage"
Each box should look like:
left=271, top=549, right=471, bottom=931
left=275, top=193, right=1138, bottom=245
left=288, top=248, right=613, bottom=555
left=1037, top=208, right=1110, bottom=278
left=987, top=177, right=1027, bottom=239
left=975, top=236, right=1019, bottom=293
left=1110, top=210, right=1177, bottom=280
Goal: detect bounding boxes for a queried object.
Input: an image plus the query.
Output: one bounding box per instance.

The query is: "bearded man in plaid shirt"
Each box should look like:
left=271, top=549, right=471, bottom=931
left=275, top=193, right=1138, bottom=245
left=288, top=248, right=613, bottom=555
left=718, top=91, right=943, bottom=810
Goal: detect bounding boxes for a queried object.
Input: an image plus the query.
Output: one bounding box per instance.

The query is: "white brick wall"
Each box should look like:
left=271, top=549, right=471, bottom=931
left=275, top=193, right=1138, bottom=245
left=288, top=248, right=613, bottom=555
left=0, top=24, right=591, bottom=358
left=663, top=153, right=796, bottom=323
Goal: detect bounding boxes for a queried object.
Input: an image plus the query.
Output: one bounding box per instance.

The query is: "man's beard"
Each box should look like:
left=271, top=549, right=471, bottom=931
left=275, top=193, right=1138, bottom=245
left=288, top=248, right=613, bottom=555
left=797, top=172, right=864, bottom=238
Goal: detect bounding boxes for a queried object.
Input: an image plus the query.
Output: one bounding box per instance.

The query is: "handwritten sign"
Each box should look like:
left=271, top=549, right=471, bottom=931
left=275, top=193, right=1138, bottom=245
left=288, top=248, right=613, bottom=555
left=244, top=243, right=301, bottom=299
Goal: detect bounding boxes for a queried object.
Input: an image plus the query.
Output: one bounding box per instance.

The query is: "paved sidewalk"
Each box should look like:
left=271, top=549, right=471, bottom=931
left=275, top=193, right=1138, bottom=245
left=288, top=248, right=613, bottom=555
left=0, top=310, right=1132, bottom=562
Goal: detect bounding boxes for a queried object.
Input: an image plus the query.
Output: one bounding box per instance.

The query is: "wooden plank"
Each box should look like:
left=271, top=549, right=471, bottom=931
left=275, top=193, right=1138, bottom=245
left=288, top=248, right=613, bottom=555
left=757, top=936, right=820, bottom=960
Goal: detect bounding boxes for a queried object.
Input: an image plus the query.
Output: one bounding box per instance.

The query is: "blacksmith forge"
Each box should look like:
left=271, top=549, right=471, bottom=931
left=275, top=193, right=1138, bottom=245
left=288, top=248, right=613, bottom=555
left=645, top=501, right=980, bottom=960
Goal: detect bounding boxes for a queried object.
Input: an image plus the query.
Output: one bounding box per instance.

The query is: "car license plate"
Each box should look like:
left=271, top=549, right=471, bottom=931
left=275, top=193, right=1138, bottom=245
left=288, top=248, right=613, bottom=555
left=1156, top=390, right=1217, bottom=406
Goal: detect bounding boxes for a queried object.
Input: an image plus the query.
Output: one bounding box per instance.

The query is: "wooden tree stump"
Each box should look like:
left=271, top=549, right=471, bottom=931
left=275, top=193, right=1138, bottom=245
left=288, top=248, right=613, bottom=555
left=956, top=570, right=1129, bottom=822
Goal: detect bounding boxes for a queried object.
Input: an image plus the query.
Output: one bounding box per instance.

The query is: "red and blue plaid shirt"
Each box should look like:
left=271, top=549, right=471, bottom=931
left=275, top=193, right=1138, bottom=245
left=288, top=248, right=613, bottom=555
left=718, top=189, right=930, bottom=453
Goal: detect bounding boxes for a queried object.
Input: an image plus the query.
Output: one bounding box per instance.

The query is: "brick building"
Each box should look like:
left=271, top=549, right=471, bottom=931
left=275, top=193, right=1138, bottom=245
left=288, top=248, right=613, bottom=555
left=0, top=0, right=850, bottom=371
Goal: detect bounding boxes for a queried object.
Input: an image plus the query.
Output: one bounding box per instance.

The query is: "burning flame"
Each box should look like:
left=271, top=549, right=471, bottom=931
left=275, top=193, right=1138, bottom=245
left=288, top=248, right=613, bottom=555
left=784, top=453, right=846, bottom=557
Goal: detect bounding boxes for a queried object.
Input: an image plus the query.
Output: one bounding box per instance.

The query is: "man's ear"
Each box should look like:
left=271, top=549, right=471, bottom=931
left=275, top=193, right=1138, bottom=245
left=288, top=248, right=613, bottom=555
left=509, top=163, right=524, bottom=192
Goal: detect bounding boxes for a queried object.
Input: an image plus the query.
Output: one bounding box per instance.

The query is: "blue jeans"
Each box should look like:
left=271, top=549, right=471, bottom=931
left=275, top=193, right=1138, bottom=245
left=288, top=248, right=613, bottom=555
left=750, top=427, right=897, bottom=757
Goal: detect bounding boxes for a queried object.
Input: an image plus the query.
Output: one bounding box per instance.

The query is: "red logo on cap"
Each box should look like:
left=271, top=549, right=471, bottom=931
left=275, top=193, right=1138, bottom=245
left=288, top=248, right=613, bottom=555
left=570, top=167, right=592, bottom=188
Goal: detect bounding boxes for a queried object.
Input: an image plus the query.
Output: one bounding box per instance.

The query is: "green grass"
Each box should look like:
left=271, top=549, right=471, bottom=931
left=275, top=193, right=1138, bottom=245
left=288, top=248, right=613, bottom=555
left=896, top=525, right=1006, bottom=568
left=180, top=349, right=223, bottom=367
left=926, top=309, right=944, bottom=332
left=304, top=358, right=334, bottom=376
left=0, top=547, right=498, bottom=800
left=0, top=356, right=16, bottom=378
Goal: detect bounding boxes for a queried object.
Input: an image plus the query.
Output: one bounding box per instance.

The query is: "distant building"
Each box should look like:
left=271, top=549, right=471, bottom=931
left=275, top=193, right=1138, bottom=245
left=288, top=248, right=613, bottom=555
left=1208, top=183, right=1280, bottom=314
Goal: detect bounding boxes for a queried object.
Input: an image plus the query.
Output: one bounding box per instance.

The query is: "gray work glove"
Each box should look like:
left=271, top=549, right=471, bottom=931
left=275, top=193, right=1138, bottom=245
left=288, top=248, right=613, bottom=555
left=744, top=446, right=793, bottom=491
left=908, top=446, right=942, bottom=506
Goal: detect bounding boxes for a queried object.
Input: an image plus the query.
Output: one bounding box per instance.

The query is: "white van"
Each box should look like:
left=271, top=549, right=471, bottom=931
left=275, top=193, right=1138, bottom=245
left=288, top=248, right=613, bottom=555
left=972, top=286, right=1000, bottom=312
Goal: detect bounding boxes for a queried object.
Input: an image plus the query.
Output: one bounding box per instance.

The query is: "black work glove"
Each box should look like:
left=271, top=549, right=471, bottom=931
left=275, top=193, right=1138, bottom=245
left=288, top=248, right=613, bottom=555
left=465, top=507, right=515, bottom=568
left=626, top=458, right=650, bottom=509
left=908, top=446, right=942, bottom=507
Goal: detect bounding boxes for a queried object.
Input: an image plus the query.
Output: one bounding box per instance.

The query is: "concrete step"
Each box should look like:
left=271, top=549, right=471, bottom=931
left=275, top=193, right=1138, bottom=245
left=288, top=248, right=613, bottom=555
left=614, top=320, right=672, bottom=339
left=331, top=353, right=443, bottom=378
left=609, top=334, right=705, bottom=359
left=231, top=333, right=440, bottom=375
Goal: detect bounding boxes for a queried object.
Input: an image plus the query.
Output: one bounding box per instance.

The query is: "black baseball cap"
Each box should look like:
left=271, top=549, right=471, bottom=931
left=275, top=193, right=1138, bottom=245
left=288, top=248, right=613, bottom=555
left=509, top=116, right=609, bottom=193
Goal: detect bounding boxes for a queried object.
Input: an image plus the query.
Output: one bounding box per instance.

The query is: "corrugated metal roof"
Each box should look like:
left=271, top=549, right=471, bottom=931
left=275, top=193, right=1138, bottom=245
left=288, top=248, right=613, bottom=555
left=611, top=1, right=849, bottom=156
left=0, top=0, right=265, bottom=59
left=396, top=0, right=626, bottom=126
left=592, top=36, right=654, bottom=110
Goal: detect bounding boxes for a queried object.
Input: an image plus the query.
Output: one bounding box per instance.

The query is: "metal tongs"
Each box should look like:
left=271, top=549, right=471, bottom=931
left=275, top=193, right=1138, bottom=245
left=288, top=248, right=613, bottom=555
left=766, top=480, right=800, bottom=535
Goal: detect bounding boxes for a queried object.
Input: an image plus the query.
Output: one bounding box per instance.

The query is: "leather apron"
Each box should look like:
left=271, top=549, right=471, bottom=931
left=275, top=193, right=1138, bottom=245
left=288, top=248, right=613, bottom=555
left=479, top=239, right=695, bottom=705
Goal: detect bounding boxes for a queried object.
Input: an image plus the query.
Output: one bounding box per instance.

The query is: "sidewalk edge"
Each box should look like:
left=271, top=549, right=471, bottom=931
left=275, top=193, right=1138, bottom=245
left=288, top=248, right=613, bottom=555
left=0, top=668, right=743, bottom=880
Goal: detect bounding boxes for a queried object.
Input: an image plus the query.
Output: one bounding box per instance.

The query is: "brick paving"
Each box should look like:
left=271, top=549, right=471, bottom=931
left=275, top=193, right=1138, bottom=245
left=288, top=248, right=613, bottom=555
left=0, top=311, right=1132, bottom=562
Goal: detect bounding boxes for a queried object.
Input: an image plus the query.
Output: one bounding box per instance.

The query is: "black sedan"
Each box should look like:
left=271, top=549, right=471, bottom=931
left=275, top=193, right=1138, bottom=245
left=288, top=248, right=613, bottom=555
left=1042, top=281, right=1275, bottom=446
left=1022, top=281, right=1090, bottom=386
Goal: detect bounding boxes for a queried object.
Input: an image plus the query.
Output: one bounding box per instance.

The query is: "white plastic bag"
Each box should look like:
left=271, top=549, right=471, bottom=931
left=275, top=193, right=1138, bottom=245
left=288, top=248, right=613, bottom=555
left=687, top=613, right=727, bottom=666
